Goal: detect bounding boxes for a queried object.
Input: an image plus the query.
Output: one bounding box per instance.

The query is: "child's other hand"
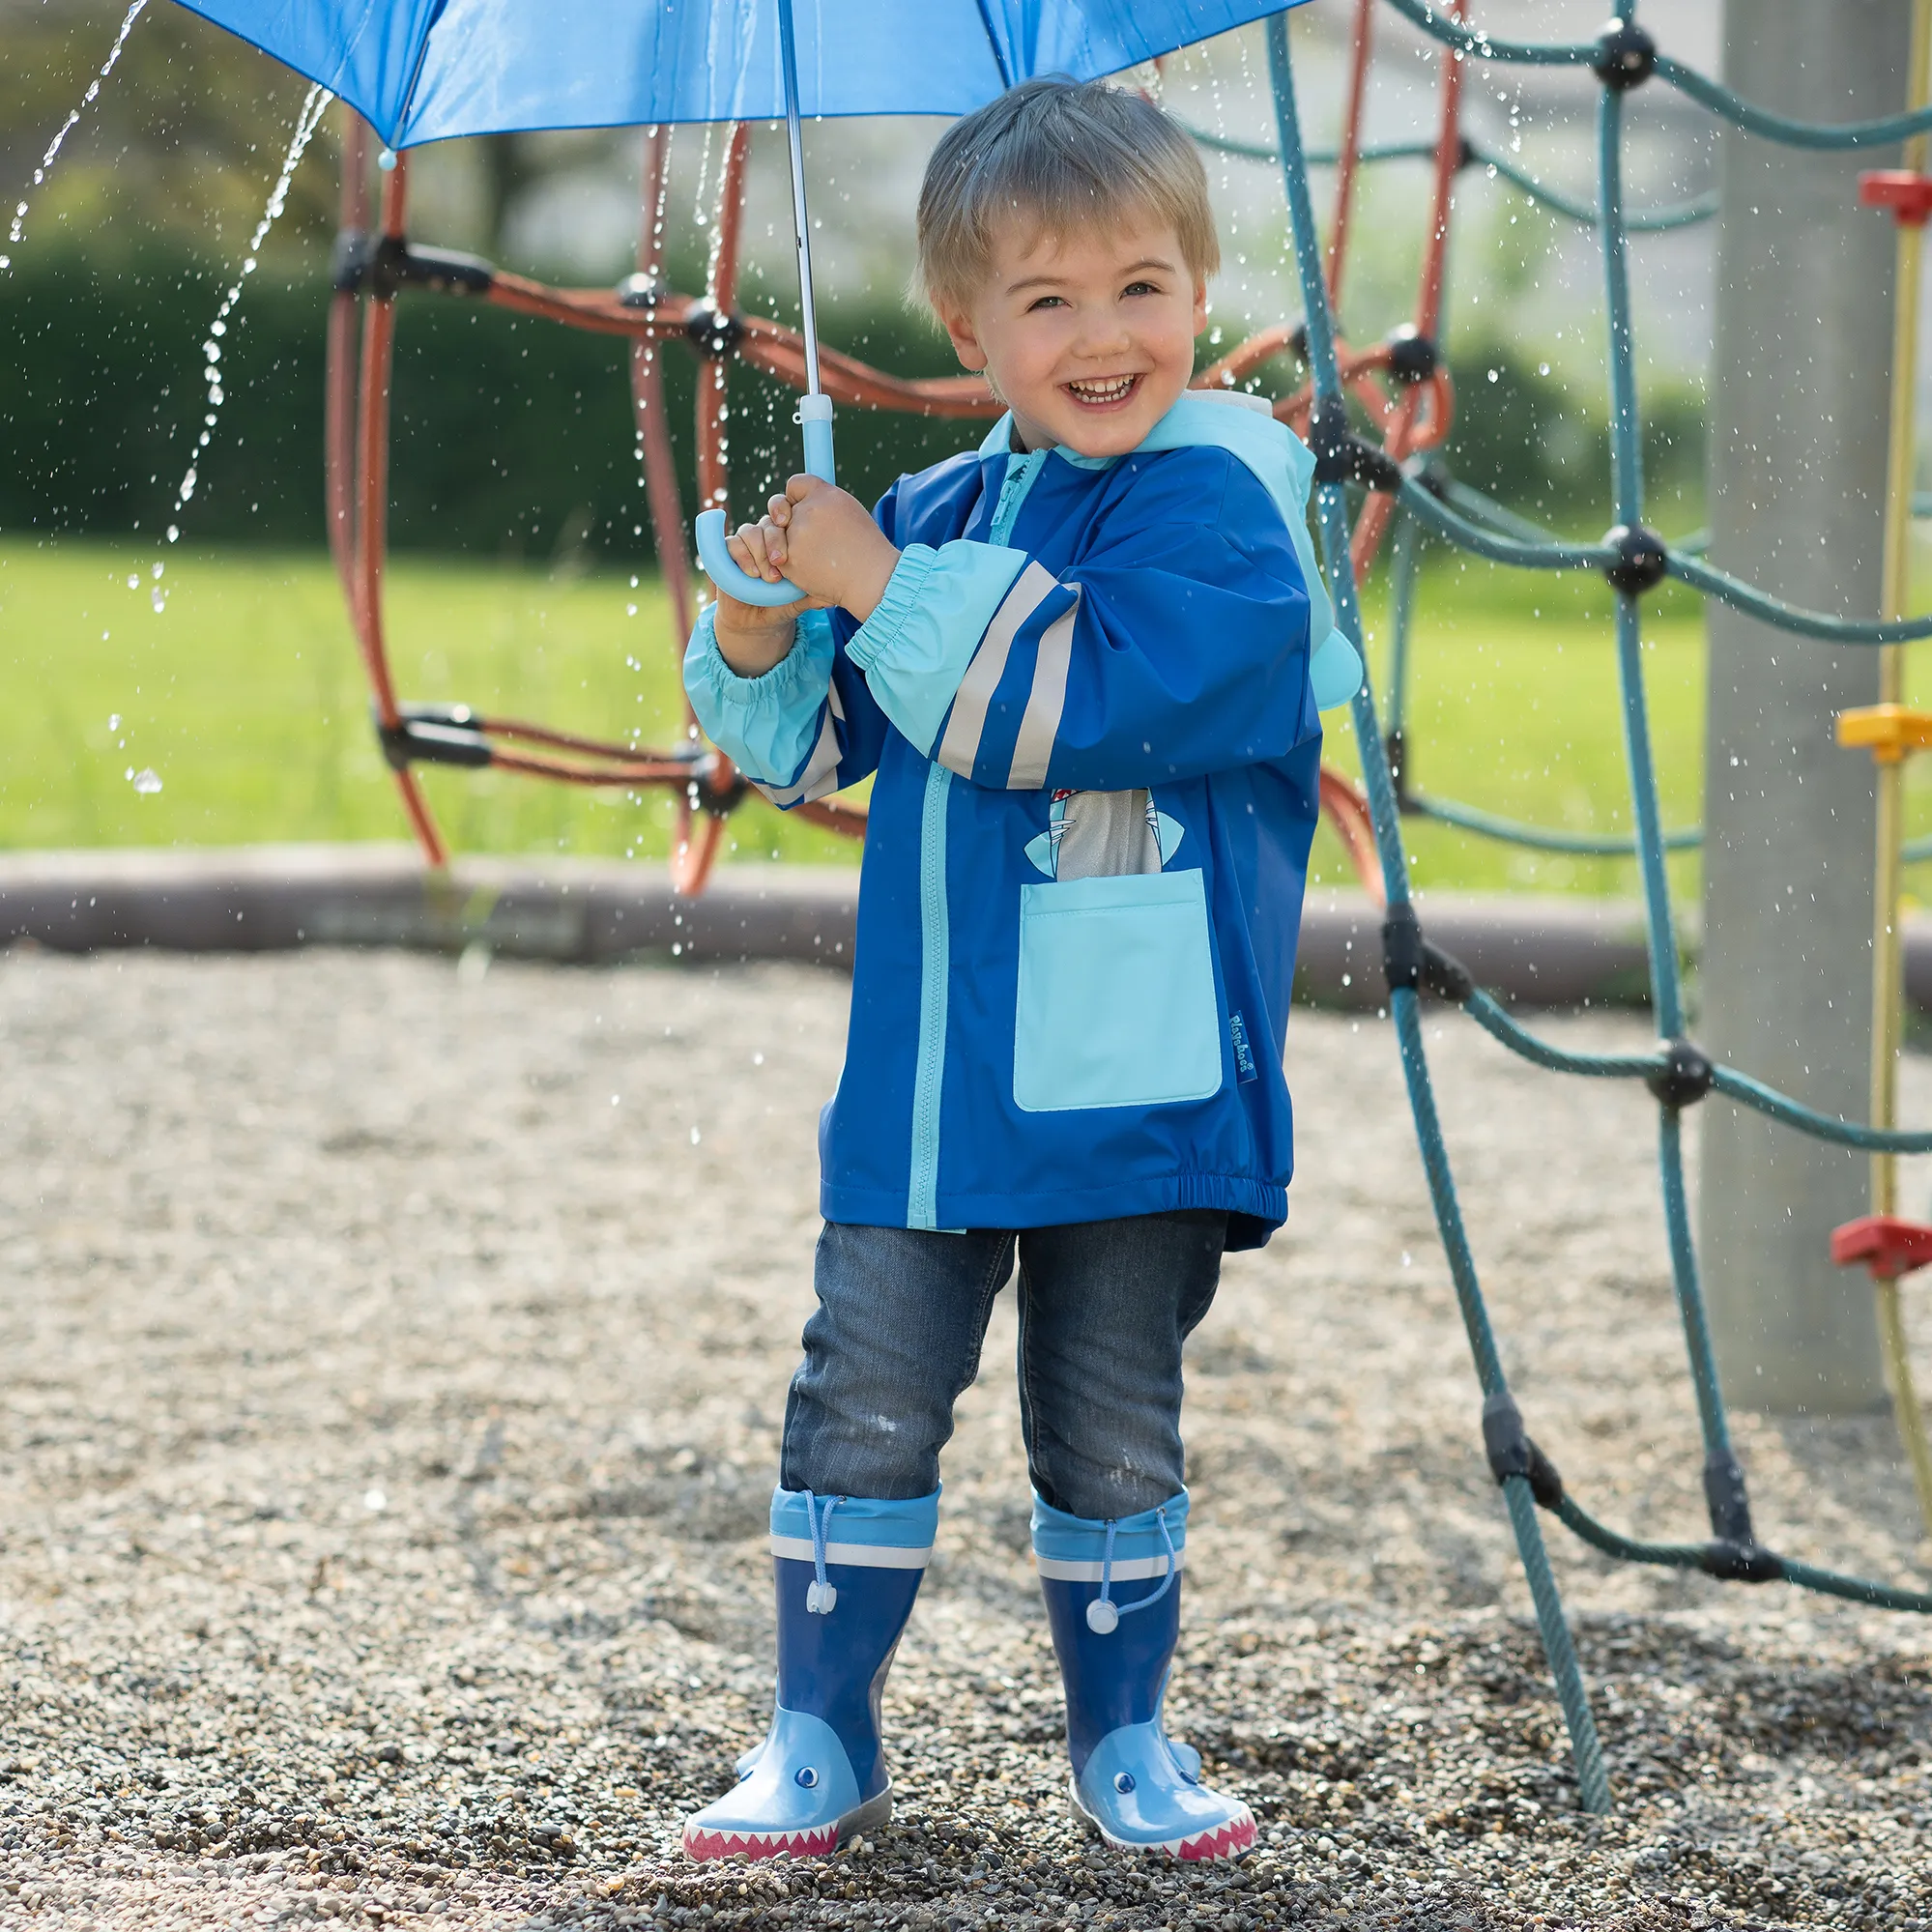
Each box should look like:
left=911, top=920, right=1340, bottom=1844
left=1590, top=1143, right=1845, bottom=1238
left=711, top=510, right=828, bottom=675
left=765, top=476, right=900, bottom=620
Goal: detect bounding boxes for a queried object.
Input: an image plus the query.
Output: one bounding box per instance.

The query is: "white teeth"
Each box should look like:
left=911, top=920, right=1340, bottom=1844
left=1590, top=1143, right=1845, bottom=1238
left=1068, top=375, right=1136, bottom=401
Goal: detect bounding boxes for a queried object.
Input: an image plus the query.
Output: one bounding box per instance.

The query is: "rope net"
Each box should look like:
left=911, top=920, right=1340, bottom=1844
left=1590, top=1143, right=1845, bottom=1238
left=319, top=1, right=1932, bottom=1814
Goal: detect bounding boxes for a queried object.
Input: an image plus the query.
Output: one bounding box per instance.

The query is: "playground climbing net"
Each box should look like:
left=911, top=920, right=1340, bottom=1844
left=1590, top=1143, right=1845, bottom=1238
left=288, top=0, right=1932, bottom=1816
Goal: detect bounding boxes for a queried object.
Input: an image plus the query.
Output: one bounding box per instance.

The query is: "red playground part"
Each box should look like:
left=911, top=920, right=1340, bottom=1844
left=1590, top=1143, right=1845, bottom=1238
left=1831, top=1213, right=1932, bottom=1281
left=1860, top=169, right=1932, bottom=226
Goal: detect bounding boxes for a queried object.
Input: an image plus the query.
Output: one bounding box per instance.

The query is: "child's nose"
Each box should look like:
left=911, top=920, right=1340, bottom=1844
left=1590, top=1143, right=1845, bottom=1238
left=1071, top=312, right=1132, bottom=358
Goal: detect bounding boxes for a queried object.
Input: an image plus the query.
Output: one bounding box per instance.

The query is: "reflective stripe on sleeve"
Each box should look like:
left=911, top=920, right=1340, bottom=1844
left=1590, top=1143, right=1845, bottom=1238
left=1005, top=591, right=1080, bottom=790
left=936, top=561, right=1059, bottom=780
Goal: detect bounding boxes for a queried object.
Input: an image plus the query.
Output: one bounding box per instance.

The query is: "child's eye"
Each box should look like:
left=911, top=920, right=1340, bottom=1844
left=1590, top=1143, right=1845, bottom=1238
left=1122, top=280, right=1161, bottom=298
left=1027, top=294, right=1067, bottom=311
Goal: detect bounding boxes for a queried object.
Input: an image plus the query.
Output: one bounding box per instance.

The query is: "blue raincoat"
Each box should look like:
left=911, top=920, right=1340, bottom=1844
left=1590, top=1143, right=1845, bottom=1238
left=686, top=390, right=1345, bottom=1250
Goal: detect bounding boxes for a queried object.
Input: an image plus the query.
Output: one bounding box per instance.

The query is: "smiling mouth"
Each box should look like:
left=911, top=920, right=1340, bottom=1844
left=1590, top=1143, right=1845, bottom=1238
left=1063, top=373, right=1141, bottom=407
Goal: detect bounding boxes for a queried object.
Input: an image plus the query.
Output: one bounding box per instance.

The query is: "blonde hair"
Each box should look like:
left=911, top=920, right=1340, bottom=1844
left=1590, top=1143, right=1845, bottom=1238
left=915, top=77, right=1220, bottom=312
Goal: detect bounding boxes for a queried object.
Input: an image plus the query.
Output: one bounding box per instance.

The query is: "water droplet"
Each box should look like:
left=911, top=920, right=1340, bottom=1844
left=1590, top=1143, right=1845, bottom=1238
left=362, top=1487, right=387, bottom=1513
left=107, top=713, right=121, bottom=731
left=626, top=603, right=638, bottom=618
left=127, top=574, right=139, bottom=590
left=130, top=767, right=161, bottom=793
left=166, top=526, right=179, bottom=543
left=150, top=589, right=165, bottom=613
left=151, top=562, right=163, bottom=580
left=689, top=1127, right=702, bottom=1145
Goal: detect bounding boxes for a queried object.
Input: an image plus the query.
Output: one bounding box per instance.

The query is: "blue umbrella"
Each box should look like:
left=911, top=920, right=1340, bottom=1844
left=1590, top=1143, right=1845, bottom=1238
left=176, top=0, right=1310, bottom=602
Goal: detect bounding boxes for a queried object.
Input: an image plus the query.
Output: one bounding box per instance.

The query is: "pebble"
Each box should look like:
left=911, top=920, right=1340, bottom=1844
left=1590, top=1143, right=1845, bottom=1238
left=1, top=950, right=1928, bottom=1930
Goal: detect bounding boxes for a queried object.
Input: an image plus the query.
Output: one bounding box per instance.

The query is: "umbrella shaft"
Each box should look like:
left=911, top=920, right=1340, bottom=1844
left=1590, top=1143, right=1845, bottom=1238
left=777, top=0, right=822, bottom=397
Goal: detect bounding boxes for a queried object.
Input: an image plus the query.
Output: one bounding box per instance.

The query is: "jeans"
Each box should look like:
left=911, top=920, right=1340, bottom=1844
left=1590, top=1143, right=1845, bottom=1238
left=778, top=1212, right=1226, bottom=1521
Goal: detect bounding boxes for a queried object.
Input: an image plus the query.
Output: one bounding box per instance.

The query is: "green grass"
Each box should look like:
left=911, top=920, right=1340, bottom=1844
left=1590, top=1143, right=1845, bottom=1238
left=8, top=534, right=1932, bottom=899
left=0, top=538, right=853, bottom=866
left=1312, top=559, right=1708, bottom=901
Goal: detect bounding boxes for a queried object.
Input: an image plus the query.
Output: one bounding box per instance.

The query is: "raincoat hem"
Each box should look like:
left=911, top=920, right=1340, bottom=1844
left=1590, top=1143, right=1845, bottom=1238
left=821, top=1172, right=1287, bottom=1244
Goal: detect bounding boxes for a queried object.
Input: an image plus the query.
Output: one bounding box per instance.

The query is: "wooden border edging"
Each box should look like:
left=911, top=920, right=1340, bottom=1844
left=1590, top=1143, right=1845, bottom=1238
left=5, top=847, right=1931, bottom=1014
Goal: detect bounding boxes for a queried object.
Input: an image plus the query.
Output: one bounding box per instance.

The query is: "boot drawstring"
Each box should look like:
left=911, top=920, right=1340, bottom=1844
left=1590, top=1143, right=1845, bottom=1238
left=804, top=1490, right=842, bottom=1614
left=1085, top=1506, right=1177, bottom=1634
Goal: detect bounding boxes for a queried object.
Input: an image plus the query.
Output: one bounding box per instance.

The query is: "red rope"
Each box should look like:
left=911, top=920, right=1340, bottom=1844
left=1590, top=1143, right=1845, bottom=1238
left=326, top=42, right=1485, bottom=906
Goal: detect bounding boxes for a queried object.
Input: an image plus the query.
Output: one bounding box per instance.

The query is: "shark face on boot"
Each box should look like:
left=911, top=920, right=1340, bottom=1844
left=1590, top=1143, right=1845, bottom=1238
left=1032, top=1490, right=1255, bottom=1860
left=682, top=1488, right=937, bottom=1861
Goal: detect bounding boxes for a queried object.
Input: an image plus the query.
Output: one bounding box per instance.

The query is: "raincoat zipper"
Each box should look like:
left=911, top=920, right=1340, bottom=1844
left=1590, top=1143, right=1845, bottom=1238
left=906, top=446, right=1050, bottom=1228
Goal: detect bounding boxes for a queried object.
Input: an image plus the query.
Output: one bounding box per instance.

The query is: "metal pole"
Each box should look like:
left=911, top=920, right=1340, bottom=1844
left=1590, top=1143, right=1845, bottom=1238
left=775, top=0, right=822, bottom=397
left=1867, top=0, right=1932, bottom=1527
left=1700, top=0, right=1909, bottom=1416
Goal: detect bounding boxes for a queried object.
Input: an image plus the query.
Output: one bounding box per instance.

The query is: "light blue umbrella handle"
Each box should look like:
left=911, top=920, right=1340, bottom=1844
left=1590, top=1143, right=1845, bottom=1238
left=694, top=394, right=836, bottom=607
left=692, top=0, right=838, bottom=612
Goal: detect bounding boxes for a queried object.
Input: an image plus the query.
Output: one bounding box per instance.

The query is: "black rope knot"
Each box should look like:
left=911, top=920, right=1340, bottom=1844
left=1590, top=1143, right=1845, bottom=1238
left=683, top=304, right=744, bottom=359
left=375, top=704, right=493, bottom=772
left=1482, top=1392, right=1566, bottom=1511
left=1645, top=1038, right=1714, bottom=1110
left=1411, top=459, right=1453, bottom=504
left=1602, top=523, right=1668, bottom=596
left=1385, top=727, right=1410, bottom=803
left=1309, top=396, right=1403, bottom=493
left=330, top=228, right=373, bottom=296
left=1593, top=20, right=1657, bottom=92
left=1381, top=901, right=1475, bottom=1004
left=368, top=237, right=495, bottom=301
left=616, top=271, right=666, bottom=310
left=1385, top=324, right=1439, bottom=385
left=1702, top=1541, right=1784, bottom=1584
left=684, top=750, right=751, bottom=819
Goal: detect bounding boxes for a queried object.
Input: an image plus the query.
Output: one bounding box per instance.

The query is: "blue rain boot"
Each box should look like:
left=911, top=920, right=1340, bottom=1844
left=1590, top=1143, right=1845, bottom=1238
left=1033, top=1491, right=1255, bottom=1860
left=682, top=1486, right=937, bottom=1861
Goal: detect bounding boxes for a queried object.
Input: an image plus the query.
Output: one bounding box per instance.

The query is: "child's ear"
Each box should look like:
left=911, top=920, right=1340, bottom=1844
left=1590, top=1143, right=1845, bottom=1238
left=936, top=301, right=989, bottom=374
left=1191, top=279, right=1209, bottom=337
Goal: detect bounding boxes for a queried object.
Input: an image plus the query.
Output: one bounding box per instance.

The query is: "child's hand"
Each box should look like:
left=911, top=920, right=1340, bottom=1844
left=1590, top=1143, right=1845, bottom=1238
left=751, top=476, right=901, bottom=620
left=711, top=512, right=831, bottom=676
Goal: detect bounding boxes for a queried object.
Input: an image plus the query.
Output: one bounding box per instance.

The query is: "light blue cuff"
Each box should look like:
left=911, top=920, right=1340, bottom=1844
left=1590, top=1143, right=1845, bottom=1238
left=1030, top=1489, right=1189, bottom=1562
left=682, top=605, right=838, bottom=786
left=770, top=1485, right=941, bottom=1548
left=846, top=539, right=1028, bottom=756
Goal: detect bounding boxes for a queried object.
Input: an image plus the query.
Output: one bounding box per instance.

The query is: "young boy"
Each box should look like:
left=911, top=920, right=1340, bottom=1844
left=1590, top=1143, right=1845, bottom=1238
left=678, top=76, right=1355, bottom=1864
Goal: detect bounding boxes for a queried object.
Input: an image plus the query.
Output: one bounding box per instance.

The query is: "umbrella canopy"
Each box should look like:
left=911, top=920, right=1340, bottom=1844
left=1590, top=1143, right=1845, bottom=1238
left=172, top=0, right=1306, bottom=148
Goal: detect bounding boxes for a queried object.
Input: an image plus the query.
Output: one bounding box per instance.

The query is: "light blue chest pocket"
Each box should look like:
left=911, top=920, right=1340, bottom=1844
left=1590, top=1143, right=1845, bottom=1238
left=1013, top=869, right=1225, bottom=1113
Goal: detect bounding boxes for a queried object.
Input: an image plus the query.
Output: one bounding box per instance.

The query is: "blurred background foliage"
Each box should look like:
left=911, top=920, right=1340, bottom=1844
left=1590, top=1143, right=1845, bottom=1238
left=1, top=2, right=1725, bottom=878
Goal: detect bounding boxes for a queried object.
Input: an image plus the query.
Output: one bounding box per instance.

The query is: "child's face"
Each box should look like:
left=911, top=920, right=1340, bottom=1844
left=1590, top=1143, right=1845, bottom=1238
left=937, top=213, right=1208, bottom=459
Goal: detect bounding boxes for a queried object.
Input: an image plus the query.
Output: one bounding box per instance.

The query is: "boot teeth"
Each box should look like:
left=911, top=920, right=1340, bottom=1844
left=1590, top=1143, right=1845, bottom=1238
left=682, top=1822, right=840, bottom=1862
left=1174, top=1810, right=1256, bottom=1860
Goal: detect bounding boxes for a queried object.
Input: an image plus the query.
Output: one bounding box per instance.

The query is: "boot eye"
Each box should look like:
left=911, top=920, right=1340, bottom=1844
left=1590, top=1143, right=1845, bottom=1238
left=794, top=1767, right=820, bottom=1789
left=1112, top=1772, right=1136, bottom=1794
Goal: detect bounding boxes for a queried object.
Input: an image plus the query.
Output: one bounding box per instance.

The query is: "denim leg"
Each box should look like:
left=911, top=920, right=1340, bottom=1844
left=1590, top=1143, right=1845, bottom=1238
left=780, top=1222, right=1015, bottom=1500
left=1014, top=1210, right=1226, bottom=1520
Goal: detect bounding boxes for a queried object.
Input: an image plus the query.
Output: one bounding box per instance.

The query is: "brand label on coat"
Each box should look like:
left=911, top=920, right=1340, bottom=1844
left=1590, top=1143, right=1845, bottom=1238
left=1229, top=1011, right=1258, bottom=1083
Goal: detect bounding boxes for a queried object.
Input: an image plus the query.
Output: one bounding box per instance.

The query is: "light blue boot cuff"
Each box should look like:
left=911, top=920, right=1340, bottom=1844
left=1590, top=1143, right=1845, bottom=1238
left=770, top=1486, right=940, bottom=1557
left=1030, top=1489, right=1188, bottom=1567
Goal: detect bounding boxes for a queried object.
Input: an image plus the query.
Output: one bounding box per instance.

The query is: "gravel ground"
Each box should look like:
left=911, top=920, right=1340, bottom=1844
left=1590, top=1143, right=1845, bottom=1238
left=3, top=946, right=1931, bottom=1931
